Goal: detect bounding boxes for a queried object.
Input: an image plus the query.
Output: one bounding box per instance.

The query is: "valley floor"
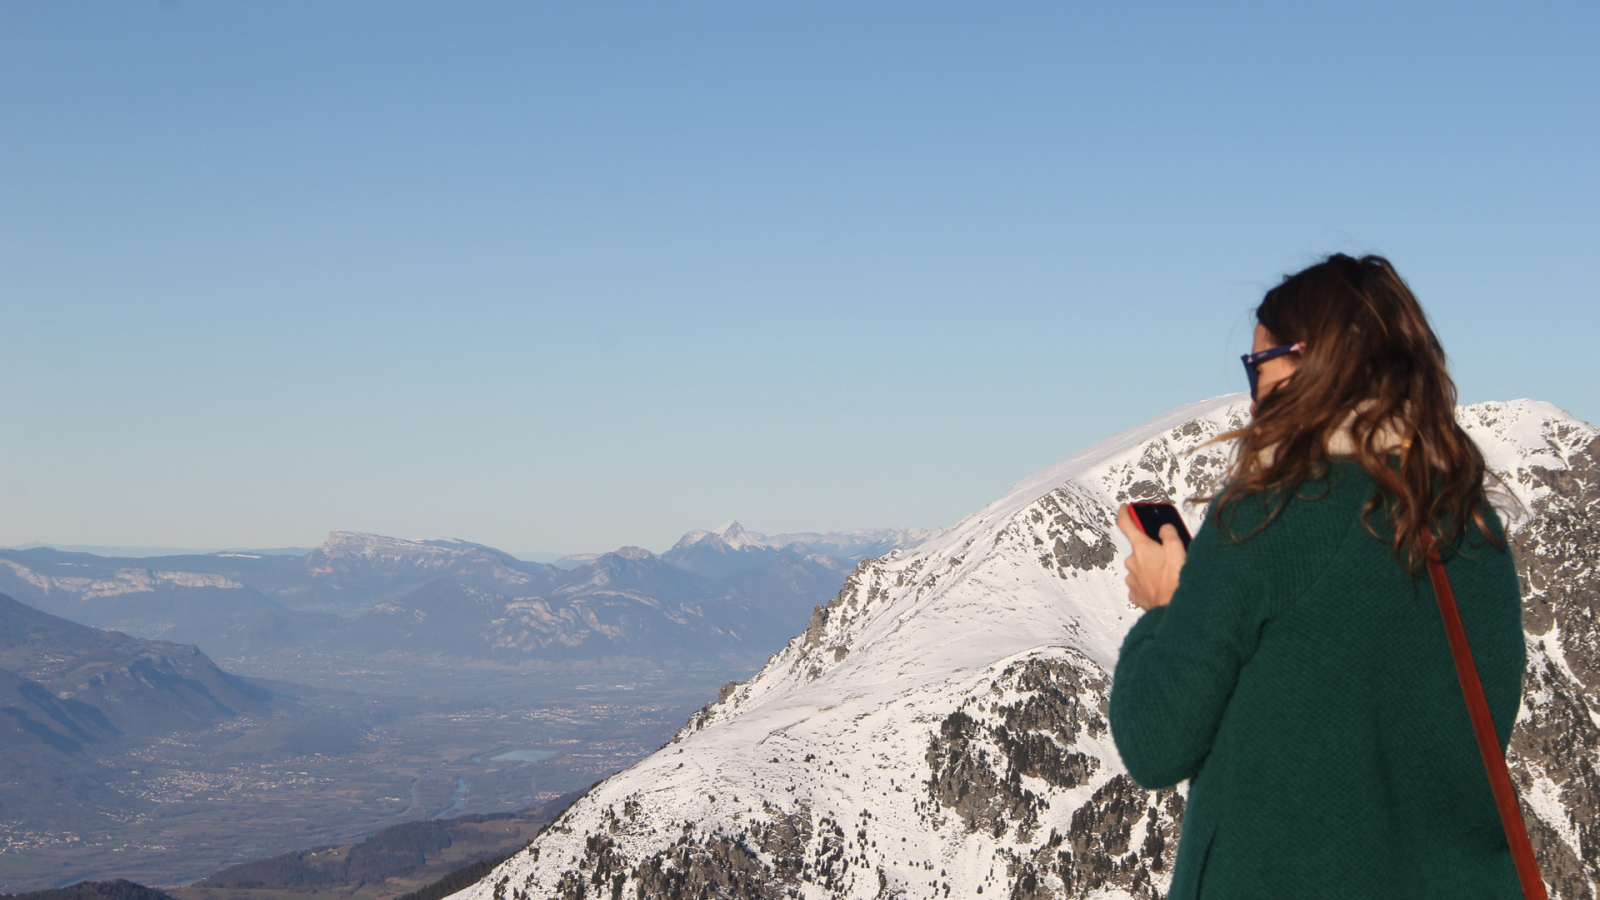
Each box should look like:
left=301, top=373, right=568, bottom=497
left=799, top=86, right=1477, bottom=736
left=0, top=657, right=744, bottom=892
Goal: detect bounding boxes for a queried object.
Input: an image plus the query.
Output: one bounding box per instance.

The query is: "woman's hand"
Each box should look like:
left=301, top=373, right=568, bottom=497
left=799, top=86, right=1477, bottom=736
left=1116, top=504, right=1187, bottom=610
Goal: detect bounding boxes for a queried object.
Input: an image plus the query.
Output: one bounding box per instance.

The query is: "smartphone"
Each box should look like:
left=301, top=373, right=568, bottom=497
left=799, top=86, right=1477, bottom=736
left=1128, top=502, right=1193, bottom=549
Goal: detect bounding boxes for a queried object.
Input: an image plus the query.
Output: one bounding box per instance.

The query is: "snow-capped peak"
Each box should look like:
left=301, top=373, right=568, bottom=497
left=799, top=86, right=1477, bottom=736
left=711, top=520, right=768, bottom=550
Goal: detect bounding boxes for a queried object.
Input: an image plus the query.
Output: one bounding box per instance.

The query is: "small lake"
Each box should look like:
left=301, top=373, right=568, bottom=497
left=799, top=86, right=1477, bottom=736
left=490, top=749, right=558, bottom=763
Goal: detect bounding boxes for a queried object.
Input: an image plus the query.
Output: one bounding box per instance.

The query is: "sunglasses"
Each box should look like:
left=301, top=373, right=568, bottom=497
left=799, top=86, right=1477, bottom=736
left=1241, top=342, right=1305, bottom=400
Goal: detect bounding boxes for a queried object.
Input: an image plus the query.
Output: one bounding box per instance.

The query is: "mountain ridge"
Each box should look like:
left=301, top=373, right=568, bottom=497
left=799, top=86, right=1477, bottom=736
left=0, top=592, right=273, bottom=737
left=0, top=525, right=931, bottom=669
left=446, top=396, right=1600, bottom=900
left=0, top=592, right=277, bottom=837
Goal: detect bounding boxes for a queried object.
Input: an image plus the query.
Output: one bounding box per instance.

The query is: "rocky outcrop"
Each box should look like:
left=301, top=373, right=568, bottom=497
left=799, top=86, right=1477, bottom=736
left=1465, top=410, right=1600, bottom=899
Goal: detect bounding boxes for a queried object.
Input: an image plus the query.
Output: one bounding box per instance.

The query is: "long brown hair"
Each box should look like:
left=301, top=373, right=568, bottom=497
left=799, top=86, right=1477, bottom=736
left=1216, top=253, right=1497, bottom=567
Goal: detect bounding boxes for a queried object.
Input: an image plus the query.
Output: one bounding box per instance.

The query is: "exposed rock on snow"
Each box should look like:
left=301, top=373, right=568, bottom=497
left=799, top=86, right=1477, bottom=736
left=453, top=397, right=1600, bottom=899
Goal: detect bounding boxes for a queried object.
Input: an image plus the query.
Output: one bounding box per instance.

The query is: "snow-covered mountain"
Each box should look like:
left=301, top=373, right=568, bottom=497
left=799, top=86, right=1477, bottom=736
left=674, top=522, right=777, bottom=553
left=450, top=396, right=1600, bottom=900
left=293, top=531, right=559, bottom=615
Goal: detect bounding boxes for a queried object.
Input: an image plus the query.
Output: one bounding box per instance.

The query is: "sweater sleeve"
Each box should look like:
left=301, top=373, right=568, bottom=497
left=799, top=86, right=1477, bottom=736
left=1108, top=511, right=1273, bottom=789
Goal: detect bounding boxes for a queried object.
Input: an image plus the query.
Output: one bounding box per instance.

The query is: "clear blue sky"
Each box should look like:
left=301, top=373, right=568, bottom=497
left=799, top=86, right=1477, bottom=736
left=2, top=2, right=1595, bottom=554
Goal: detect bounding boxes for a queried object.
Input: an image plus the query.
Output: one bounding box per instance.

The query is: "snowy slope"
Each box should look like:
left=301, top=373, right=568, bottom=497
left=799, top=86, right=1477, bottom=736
left=453, top=396, right=1600, bottom=900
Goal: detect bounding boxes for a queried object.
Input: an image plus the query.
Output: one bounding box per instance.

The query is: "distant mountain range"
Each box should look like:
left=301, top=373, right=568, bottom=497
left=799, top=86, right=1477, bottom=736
left=343, top=544, right=846, bottom=665
left=4, top=523, right=933, bottom=569
left=0, top=523, right=933, bottom=669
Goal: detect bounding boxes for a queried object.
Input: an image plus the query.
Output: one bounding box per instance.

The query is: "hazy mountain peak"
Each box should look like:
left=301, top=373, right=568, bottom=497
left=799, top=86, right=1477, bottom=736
left=669, top=525, right=750, bottom=553
left=313, top=532, right=523, bottom=565
left=551, top=552, right=602, bottom=570
left=668, top=529, right=718, bottom=551
left=711, top=520, right=766, bottom=550
left=316, top=531, right=434, bottom=557
left=419, top=537, right=505, bottom=553
left=612, top=546, right=654, bottom=561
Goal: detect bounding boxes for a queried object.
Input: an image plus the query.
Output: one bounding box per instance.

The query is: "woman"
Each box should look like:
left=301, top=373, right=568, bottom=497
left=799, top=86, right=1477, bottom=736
left=1108, top=254, right=1527, bottom=898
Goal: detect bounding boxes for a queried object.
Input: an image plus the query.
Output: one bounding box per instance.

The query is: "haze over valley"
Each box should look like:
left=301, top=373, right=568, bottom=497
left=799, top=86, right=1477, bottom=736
left=0, top=522, right=931, bottom=891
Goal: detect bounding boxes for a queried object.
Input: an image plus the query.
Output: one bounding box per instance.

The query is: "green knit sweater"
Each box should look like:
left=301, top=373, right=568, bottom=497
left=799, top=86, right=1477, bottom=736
left=1109, top=461, right=1525, bottom=899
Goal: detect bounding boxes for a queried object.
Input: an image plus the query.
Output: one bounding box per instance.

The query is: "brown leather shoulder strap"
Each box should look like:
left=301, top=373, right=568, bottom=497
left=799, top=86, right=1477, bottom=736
left=1427, top=550, right=1548, bottom=899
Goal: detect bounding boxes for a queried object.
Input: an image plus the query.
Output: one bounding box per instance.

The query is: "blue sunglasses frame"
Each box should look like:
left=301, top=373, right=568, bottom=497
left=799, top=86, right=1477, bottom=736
left=1241, top=342, right=1305, bottom=400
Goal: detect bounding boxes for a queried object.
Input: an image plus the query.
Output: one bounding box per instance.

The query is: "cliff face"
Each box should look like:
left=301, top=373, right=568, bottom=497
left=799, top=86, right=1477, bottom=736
left=1475, top=406, right=1600, bottom=900
left=451, top=396, right=1600, bottom=900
